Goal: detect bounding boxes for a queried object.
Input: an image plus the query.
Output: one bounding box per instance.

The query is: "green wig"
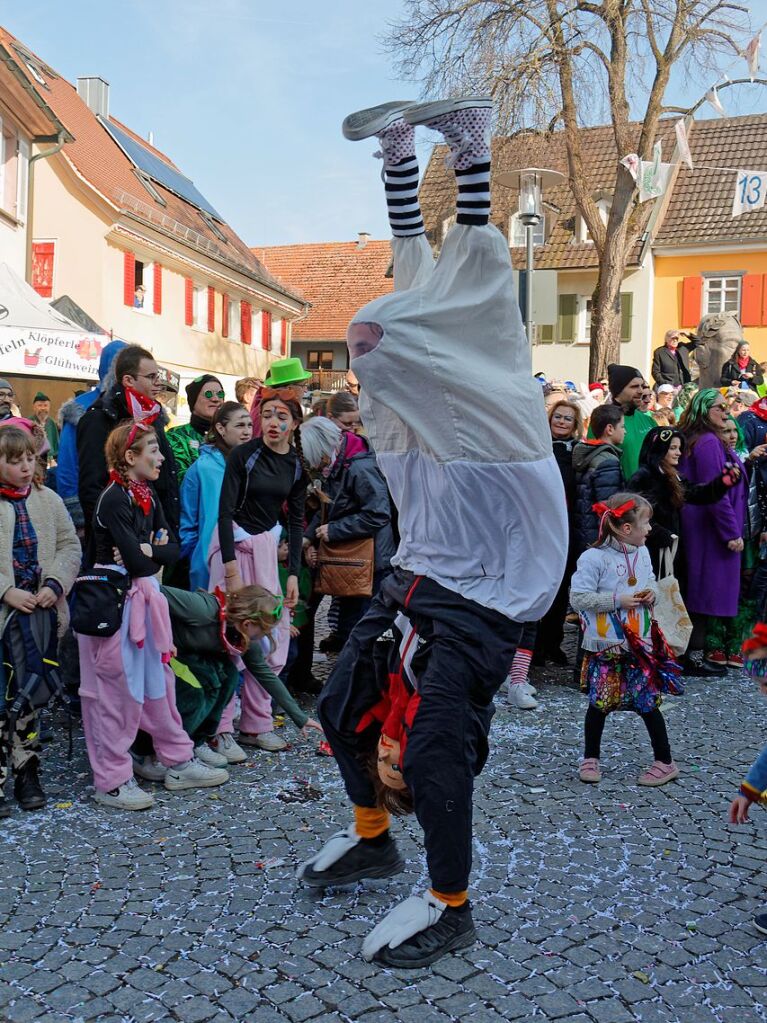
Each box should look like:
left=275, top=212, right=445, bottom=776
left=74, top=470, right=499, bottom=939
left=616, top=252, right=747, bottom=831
left=678, top=387, right=720, bottom=435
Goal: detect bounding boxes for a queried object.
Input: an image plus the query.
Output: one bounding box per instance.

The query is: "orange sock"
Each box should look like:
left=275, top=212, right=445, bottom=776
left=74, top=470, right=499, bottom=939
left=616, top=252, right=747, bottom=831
left=354, top=805, right=390, bottom=839
left=430, top=888, right=468, bottom=908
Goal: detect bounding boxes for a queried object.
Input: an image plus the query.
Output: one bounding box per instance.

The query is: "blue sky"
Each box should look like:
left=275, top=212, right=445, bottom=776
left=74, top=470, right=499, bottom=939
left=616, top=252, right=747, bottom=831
left=4, top=1, right=765, bottom=247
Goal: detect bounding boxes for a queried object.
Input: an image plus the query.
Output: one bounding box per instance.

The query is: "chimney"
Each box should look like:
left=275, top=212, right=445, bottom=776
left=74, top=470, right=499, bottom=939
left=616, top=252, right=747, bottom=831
left=147, top=131, right=154, bottom=147
left=357, top=231, right=371, bottom=249
left=77, top=77, right=110, bottom=119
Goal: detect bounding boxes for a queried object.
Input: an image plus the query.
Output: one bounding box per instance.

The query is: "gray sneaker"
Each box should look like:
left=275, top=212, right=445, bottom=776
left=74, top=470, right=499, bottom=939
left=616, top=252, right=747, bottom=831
left=342, top=100, right=416, bottom=140
left=194, top=743, right=228, bottom=768
left=164, top=758, right=229, bottom=791
left=239, top=730, right=288, bottom=752
left=95, top=777, right=155, bottom=811
left=131, top=753, right=167, bottom=782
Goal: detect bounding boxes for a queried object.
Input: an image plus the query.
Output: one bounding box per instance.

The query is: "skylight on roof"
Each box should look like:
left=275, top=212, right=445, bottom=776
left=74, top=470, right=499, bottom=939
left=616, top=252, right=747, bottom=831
left=98, top=115, right=224, bottom=221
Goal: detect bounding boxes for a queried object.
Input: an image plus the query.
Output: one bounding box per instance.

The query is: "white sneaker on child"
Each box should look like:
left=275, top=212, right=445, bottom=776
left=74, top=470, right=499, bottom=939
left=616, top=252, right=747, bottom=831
left=95, top=777, right=154, bottom=811
left=211, top=732, right=247, bottom=764
left=508, top=684, right=538, bottom=710
left=131, top=753, right=167, bottom=782
left=194, top=743, right=228, bottom=768
left=164, top=758, right=229, bottom=791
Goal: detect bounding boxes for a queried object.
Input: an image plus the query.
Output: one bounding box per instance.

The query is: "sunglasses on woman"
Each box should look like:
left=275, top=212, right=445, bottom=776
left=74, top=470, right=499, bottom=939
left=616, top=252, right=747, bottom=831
left=203, top=389, right=225, bottom=400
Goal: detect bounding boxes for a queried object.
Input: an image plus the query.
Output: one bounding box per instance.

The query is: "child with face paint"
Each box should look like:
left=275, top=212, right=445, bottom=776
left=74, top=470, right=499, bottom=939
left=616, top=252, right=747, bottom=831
left=77, top=422, right=230, bottom=810
left=213, top=396, right=307, bottom=752
left=298, top=98, right=568, bottom=969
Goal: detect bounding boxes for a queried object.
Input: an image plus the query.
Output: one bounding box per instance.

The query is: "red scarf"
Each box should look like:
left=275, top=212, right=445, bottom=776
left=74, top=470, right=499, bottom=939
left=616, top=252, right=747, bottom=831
left=751, top=398, right=767, bottom=422
left=109, top=469, right=153, bottom=516
left=738, top=355, right=750, bottom=370
left=0, top=482, right=31, bottom=501
left=124, top=384, right=161, bottom=427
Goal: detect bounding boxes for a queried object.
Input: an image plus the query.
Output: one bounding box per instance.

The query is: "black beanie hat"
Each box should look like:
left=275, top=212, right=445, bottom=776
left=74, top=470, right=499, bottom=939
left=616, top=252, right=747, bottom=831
left=607, top=363, right=643, bottom=400
left=186, top=373, right=221, bottom=411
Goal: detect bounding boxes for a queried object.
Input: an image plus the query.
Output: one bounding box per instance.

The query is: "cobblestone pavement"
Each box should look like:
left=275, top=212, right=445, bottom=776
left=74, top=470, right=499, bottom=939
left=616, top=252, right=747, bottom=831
left=2, top=631, right=767, bottom=1023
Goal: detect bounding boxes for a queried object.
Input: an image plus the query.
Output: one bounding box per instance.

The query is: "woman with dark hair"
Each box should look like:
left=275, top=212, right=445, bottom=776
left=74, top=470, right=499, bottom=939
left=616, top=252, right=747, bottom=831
left=327, top=391, right=362, bottom=434
left=721, top=342, right=764, bottom=389
left=677, top=389, right=748, bottom=668
left=531, top=400, right=583, bottom=674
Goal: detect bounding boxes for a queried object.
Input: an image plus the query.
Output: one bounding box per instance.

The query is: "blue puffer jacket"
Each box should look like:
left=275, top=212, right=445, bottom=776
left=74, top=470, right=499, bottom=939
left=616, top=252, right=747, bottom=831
left=56, top=339, right=126, bottom=525
left=180, top=443, right=226, bottom=590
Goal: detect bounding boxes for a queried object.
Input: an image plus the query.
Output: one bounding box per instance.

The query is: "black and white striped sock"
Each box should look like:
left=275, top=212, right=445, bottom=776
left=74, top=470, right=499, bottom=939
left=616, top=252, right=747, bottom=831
left=385, top=156, right=424, bottom=237
left=456, top=160, right=491, bottom=226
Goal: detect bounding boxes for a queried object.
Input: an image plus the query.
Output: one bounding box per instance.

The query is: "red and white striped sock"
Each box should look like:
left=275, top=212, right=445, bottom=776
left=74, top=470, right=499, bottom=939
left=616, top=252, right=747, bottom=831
left=509, top=648, right=533, bottom=686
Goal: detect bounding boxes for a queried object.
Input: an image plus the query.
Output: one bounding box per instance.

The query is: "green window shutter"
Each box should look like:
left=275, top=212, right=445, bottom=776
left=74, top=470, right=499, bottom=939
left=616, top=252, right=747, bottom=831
left=557, top=294, right=577, bottom=342
left=620, top=292, right=633, bottom=342
left=539, top=323, right=554, bottom=342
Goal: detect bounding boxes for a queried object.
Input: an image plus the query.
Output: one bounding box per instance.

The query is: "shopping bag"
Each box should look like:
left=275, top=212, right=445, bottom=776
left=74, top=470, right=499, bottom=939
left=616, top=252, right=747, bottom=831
left=652, top=541, right=692, bottom=657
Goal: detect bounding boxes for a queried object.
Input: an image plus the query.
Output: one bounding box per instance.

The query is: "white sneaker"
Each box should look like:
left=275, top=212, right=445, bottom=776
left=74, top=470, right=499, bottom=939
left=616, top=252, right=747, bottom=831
left=239, top=730, right=288, bottom=752
left=342, top=100, right=416, bottom=141
left=95, top=777, right=154, bottom=811
left=211, top=732, right=247, bottom=764
left=508, top=684, right=539, bottom=710
left=194, top=743, right=228, bottom=768
left=520, top=680, right=538, bottom=697
left=131, top=753, right=167, bottom=782
left=164, top=758, right=229, bottom=791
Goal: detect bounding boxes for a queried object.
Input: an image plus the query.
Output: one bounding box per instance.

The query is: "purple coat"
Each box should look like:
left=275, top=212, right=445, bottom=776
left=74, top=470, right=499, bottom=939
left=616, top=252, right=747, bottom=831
left=679, top=433, right=746, bottom=616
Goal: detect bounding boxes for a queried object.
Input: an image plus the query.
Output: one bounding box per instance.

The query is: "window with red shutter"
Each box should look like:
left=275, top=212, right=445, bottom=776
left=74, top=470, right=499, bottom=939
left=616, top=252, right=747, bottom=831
left=242, top=301, right=252, bottom=344
left=222, top=294, right=229, bottom=338
left=681, top=276, right=702, bottom=327
left=32, top=242, right=55, bottom=298
left=185, top=279, right=194, bottom=326
left=123, top=252, right=136, bottom=306
left=262, top=310, right=272, bottom=351
left=153, top=264, right=162, bottom=315
left=207, top=286, right=215, bottom=332
left=281, top=318, right=288, bottom=355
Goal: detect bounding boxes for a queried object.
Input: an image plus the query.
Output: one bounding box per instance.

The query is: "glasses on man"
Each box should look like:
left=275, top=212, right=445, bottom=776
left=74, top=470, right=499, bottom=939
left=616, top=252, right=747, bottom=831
left=136, top=372, right=161, bottom=383
left=0, top=390, right=13, bottom=400
left=203, top=389, right=225, bottom=400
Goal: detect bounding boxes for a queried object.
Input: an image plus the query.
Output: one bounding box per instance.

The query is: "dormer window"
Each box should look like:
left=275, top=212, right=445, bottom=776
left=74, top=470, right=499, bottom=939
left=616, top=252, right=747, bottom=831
left=576, top=197, right=611, bottom=243
left=509, top=212, right=545, bottom=247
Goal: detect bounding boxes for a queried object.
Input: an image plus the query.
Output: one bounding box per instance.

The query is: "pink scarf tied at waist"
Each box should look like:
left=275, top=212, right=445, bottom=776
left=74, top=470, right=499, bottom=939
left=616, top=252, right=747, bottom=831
left=128, top=576, right=174, bottom=664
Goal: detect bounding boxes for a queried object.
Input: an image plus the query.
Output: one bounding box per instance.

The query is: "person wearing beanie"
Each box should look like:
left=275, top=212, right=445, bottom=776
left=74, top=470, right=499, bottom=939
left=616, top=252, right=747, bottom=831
left=604, top=363, right=655, bottom=479
left=167, top=374, right=224, bottom=485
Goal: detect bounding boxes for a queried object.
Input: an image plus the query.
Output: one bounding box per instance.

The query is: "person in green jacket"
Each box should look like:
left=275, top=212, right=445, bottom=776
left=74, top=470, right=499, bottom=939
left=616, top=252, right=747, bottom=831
left=606, top=364, right=655, bottom=480
left=159, top=584, right=323, bottom=768
left=167, top=374, right=224, bottom=484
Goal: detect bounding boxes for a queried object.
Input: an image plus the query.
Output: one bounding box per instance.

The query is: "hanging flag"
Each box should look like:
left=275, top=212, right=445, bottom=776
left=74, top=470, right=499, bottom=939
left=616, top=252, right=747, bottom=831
left=732, top=170, right=767, bottom=217
left=706, top=87, right=725, bottom=116
left=675, top=119, right=693, bottom=171
left=745, top=33, right=761, bottom=80
left=638, top=141, right=672, bottom=202
left=620, top=153, right=639, bottom=181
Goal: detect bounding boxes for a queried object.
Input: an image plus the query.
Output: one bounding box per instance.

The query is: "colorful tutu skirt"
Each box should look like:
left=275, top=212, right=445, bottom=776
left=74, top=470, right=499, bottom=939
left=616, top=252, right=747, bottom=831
left=580, top=650, right=663, bottom=714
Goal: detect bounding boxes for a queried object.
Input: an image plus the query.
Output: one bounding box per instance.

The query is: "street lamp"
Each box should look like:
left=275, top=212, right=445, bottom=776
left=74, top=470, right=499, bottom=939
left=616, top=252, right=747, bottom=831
left=498, top=167, right=564, bottom=344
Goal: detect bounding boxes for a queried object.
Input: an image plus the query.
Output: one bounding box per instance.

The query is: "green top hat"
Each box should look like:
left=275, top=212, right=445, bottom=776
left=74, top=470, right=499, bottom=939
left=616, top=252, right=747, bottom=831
left=33, top=392, right=50, bottom=403
left=263, top=357, right=312, bottom=388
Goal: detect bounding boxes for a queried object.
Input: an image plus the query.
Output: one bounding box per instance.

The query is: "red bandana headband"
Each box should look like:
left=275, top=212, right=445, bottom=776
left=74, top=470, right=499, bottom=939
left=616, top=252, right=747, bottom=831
left=592, top=499, right=636, bottom=519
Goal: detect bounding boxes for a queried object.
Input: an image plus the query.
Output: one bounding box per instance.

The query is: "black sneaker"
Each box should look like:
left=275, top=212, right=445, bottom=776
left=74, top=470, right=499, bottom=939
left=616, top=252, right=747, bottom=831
left=374, top=902, right=477, bottom=968
left=13, top=759, right=46, bottom=811
left=754, top=913, right=767, bottom=936
left=301, top=835, right=404, bottom=888
left=681, top=656, right=726, bottom=678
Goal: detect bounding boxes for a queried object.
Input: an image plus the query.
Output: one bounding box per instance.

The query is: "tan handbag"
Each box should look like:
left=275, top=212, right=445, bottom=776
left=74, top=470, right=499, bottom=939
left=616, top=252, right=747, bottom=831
left=315, top=535, right=375, bottom=597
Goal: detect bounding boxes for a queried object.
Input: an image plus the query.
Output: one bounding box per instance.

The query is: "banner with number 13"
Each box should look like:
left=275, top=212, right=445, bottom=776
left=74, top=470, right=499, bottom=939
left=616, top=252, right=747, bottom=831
left=733, top=171, right=767, bottom=217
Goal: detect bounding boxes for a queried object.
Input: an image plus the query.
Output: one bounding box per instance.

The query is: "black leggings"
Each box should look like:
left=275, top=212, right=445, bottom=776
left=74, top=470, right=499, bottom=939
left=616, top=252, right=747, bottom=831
left=584, top=705, right=672, bottom=763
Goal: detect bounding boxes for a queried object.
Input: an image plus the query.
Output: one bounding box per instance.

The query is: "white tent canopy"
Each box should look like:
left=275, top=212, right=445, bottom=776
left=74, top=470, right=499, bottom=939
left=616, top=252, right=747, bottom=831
left=0, top=262, right=104, bottom=380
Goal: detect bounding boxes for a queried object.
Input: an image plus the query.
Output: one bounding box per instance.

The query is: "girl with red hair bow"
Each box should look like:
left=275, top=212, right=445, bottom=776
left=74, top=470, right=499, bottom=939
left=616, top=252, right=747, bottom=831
left=570, top=491, right=683, bottom=788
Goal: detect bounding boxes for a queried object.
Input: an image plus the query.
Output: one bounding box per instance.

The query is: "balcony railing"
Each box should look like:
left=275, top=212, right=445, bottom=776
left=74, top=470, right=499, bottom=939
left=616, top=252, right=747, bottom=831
left=308, top=370, right=349, bottom=392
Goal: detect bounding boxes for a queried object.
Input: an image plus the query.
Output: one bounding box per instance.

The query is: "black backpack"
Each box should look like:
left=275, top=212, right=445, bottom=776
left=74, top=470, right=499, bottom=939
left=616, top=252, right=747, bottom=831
left=1, top=608, right=64, bottom=727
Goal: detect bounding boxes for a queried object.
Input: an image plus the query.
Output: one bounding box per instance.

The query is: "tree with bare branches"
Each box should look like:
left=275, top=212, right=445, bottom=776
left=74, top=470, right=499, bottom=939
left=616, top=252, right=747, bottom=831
left=387, top=0, right=752, bottom=378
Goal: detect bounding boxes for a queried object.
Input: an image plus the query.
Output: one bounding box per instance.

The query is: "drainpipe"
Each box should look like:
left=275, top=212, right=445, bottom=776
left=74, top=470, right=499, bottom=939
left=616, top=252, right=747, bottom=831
left=25, top=131, right=67, bottom=284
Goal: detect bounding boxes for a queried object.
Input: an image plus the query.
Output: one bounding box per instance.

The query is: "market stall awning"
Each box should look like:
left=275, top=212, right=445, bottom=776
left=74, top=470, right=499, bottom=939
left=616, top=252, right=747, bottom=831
left=0, top=262, right=104, bottom=380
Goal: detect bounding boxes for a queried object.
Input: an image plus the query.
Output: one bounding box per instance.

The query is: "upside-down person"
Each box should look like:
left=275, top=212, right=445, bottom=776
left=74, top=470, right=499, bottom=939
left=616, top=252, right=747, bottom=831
left=297, top=97, right=568, bottom=968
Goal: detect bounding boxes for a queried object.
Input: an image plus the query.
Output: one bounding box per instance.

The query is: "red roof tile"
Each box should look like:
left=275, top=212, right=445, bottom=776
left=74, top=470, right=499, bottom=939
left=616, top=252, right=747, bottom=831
left=254, top=241, right=394, bottom=341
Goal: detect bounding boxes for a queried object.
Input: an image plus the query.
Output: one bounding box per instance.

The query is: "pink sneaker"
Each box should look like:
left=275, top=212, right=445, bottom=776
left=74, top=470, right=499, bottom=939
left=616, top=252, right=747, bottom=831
left=341, top=101, right=416, bottom=165
left=637, top=761, right=680, bottom=787
left=579, top=758, right=601, bottom=783
left=405, top=97, right=492, bottom=169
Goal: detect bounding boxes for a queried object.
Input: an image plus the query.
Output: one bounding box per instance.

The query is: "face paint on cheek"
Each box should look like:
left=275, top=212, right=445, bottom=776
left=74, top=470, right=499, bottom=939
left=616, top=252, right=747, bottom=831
left=279, top=423, right=288, bottom=432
